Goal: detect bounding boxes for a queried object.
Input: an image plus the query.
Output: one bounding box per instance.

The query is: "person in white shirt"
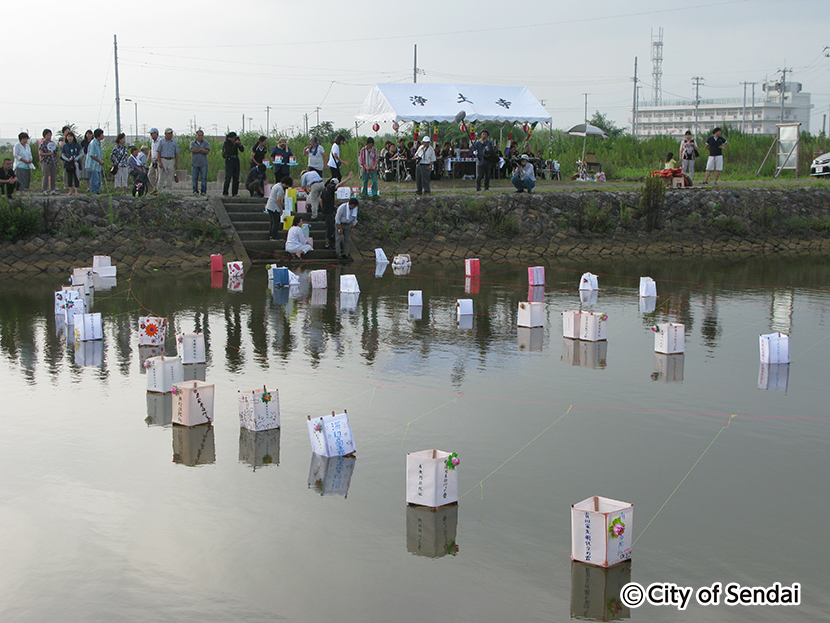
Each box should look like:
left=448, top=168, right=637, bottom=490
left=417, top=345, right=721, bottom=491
left=299, top=169, right=325, bottom=219
left=12, top=132, right=34, bottom=193
left=148, top=128, right=162, bottom=192
left=285, top=214, right=313, bottom=258
left=327, top=134, right=348, bottom=180
left=266, top=176, right=293, bottom=240
left=414, top=136, right=436, bottom=195
left=334, top=197, right=359, bottom=260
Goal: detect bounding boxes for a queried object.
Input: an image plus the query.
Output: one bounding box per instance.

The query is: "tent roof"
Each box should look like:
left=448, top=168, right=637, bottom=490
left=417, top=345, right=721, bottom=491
left=355, top=83, right=551, bottom=124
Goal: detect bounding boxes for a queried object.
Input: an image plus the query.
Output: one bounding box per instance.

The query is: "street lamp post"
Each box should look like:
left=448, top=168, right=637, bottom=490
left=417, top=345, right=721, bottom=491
left=125, top=99, right=138, bottom=142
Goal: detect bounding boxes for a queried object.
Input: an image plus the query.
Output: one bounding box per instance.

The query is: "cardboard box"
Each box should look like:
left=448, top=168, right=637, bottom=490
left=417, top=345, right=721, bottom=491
left=571, top=496, right=633, bottom=567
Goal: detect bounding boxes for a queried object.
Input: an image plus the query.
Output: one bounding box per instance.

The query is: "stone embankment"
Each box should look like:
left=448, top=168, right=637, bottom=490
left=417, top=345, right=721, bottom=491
left=349, top=186, right=830, bottom=260
left=1, top=187, right=829, bottom=272
left=0, top=194, right=244, bottom=273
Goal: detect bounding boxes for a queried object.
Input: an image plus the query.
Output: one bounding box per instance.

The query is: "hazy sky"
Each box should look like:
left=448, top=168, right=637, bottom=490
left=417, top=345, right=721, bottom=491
left=3, top=0, right=828, bottom=139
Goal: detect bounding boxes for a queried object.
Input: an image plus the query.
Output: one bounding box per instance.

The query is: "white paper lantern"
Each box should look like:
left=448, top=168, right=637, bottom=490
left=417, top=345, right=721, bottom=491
left=639, top=276, right=657, bottom=298
left=138, top=316, right=167, bottom=346
left=653, top=323, right=685, bottom=354
left=579, top=272, right=598, bottom=291
left=406, top=449, right=459, bottom=508
left=759, top=332, right=789, bottom=363
left=177, top=332, right=206, bottom=364
left=408, top=290, right=423, bottom=306
left=307, top=411, right=356, bottom=458
left=571, top=496, right=633, bottom=567
left=518, top=301, right=544, bottom=328
left=340, top=274, right=360, bottom=293
left=73, top=312, right=103, bottom=342
left=145, top=356, right=183, bottom=393
left=579, top=312, right=608, bottom=342
left=171, top=380, right=215, bottom=427
left=238, top=387, right=280, bottom=431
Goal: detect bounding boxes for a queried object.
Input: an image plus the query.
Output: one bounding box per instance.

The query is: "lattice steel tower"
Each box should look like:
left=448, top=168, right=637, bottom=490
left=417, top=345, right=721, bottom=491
left=651, top=28, right=664, bottom=105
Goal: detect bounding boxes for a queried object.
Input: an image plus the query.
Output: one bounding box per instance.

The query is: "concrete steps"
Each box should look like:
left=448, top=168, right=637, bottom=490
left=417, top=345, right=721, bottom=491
left=220, top=197, right=338, bottom=264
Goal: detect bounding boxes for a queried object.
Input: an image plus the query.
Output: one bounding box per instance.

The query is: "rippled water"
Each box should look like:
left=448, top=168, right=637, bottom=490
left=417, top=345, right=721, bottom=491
left=1, top=256, right=828, bottom=622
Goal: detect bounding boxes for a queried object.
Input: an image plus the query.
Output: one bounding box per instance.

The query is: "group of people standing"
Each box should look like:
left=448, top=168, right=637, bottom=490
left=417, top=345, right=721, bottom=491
left=6, top=127, right=109, bottom=197
left=664, top=127, right=729, bottom=186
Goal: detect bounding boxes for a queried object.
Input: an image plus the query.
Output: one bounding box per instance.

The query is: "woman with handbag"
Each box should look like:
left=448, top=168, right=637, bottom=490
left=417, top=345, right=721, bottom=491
left=60, top=131, right=83, bottom=196
left=680, top=130, right=699, bottom=185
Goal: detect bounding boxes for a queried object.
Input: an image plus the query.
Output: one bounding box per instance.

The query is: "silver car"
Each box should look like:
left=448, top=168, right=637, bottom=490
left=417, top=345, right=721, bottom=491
left=811, top=152, right=830, bottom=177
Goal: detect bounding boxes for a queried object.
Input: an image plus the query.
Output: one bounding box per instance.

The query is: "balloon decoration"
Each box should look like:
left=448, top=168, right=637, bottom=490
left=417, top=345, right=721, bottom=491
left=372, top=123, right=380, bottom=132
left=392, top=122, right=399, bottom=132
left=522, top=122, right=539, bottom=150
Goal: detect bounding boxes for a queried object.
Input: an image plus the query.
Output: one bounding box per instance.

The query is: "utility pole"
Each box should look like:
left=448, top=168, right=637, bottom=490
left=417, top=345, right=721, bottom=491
left=242, top=114, right=245, bottom=134
left=414, top=44, right=417, bottom=83
left=304, top=113, right=308, bottom=135
left=631, top=57, right=639, bottom=137
left=266, top=106, right=270, bottom=134
left=315, top=107, right=321, bottom=126
left=751, top=83, right=757, bottom=134
left=692, top=76, right=704, bottom=136
left=113, top=35, right=122, bottom=136
left=777, top=67, right=792, bottom=122
left=740, top=81, right=749, bottom=132
left=583, top=93, right=589, bottom=123
left=125, top=99, right=138, bottom=141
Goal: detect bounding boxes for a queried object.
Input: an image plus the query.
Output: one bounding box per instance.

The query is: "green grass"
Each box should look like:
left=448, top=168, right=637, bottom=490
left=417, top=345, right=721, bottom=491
left=0, top=197, right=42, bottom=241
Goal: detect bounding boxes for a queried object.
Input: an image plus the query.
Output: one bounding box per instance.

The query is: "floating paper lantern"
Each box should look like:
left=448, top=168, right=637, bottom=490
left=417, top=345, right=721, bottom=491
left=408, top=290, right=423, bottom=306
left=307, top=411, right=356, bottom=458
left=639, top=276, right=657, bottom=298
left=210, top=254, right=223, bottom=272
left=759, top=332, right=789, bottom=364
left=177, top=332, right=206, bottom=364
left=138, top=316, right=167, bottom=346
left=171, top=380, right=215, bottom=427
left=239, top=387, right=280, bottom=431
left=227, top=261, right=244, bottom=277
left=571, top=496, right=633, bottom=567
left=653, top=323, right=685, bottom=354
left=464, top=258, right=480, bottom=277
left=579, top=312, right=608, bottom=342
left=579, top=272, right=598, bottom=291
left=528, top=266, right=545, bottom=286
left=145, top=356, right=183, bottom=393
left=310, top=269, right=327, bottom=289
left=340, top=274, right=360, bottom=293
left=375, top=248, right=388, bottom=263
left=518, top=301, right=544, bottom=328
left=406, top=449, right=459, bottom=508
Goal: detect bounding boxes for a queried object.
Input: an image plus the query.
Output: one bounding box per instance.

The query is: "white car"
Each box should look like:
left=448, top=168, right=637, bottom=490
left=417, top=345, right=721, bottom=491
left=811, top=152, right=830, bottom=177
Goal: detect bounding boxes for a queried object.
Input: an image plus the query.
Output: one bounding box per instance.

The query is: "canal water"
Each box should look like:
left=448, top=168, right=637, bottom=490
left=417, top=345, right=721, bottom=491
left=1, top=256, right=828, bottom=622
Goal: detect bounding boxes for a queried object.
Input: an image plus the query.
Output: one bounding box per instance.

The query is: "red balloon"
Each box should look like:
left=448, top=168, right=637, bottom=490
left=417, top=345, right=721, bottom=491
left=522, top=123, right=529, bottom=133
left=392, top=122, right=399, bottom=131
left=372, top=123, right=380, bottom=132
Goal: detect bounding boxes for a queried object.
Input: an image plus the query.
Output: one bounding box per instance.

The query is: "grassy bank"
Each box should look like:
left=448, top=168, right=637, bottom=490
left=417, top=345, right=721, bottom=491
left=3, top=127, right=828, bottom=190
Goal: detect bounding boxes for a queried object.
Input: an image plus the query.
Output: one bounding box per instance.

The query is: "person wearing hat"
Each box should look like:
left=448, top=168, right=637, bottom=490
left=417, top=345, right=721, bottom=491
left=511, top=154, right=536, bottom=193
left=156, top=128, right=179, bottom=192
left=148, top=128, right=162, bottom=192
left=413, top=136, right=436, bottom=195
left=271, top=137, right=293, bottom=183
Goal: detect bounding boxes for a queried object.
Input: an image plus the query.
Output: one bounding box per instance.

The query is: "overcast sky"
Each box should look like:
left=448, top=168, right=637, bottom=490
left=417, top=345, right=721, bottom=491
left=3, top=0, right=828, bottom=140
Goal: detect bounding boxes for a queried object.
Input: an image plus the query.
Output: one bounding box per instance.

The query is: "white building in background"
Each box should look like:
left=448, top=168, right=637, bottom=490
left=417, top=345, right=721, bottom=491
left=633, top=80, right=812, bottom=139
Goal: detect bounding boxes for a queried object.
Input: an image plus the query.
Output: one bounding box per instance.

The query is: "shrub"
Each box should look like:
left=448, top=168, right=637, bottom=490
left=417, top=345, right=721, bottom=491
left=583, top=199, right=614, bottom=233
left=753, top=203, right=779, bottom=231
left=713, top=215, right=747, bottom=235
left=0, top=197, right=42, bottom=241
left=640, top=175, right=665, bottom=232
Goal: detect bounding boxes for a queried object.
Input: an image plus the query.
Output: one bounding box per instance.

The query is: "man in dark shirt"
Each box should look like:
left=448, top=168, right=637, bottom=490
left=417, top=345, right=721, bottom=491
left=0, top=158, right=17, bottom=198
left=472, top=129, right=495, bottom=191
left=320, top=172, right=353, bottom=249
left=703, top=127, right=728, bottom=185
left=245, top=164, right=267, bottom=197
left=222, top=132, right=245, bottom=196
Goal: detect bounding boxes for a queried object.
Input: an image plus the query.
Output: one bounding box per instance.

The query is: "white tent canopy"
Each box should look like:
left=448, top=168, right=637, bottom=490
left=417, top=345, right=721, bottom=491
left=356, top=83, right=551, bottom=125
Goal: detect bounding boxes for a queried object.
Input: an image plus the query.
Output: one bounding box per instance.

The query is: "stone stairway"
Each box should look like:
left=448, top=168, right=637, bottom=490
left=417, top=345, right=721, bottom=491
left=220, top=197, right=338, bottom=264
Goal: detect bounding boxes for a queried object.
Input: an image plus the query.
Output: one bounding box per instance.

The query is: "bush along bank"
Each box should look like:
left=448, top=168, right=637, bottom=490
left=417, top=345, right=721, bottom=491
left=0, top=194, right=241, bottom=273
left=351, top=187, right=830, bottom=260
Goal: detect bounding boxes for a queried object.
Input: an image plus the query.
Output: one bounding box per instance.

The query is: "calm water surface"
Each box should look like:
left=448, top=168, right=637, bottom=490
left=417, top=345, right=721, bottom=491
left=1, top=256, right=828, bottom=622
